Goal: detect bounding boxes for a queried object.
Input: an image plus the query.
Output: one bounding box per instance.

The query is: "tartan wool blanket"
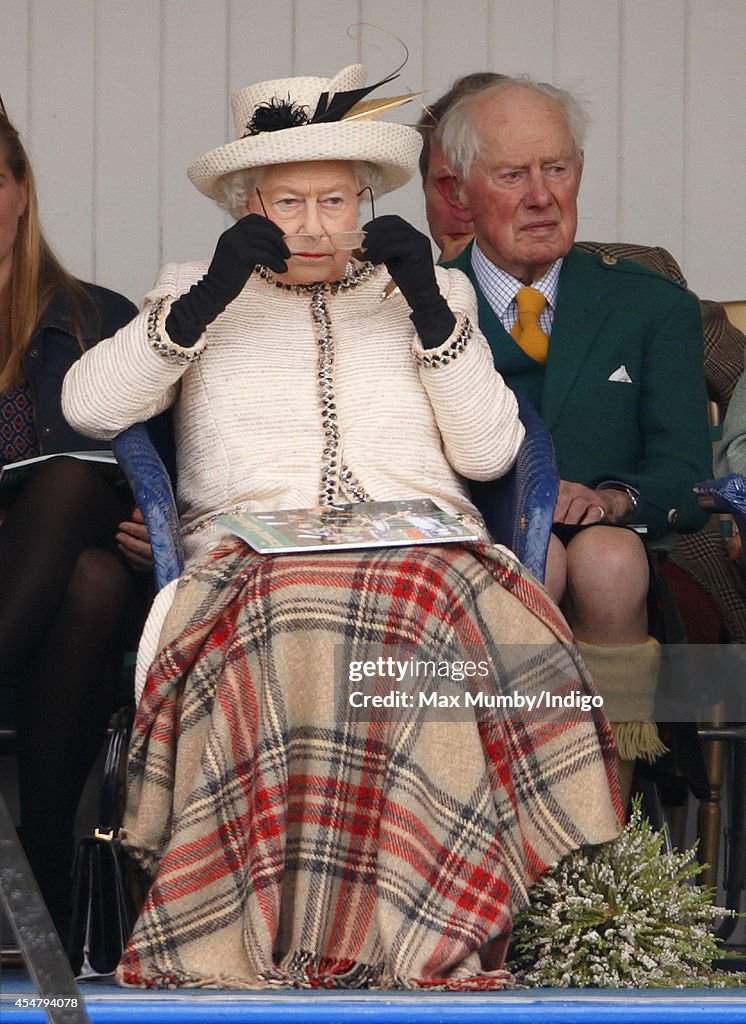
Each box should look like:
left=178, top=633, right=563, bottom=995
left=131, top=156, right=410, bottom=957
left=118, top=539, right=622, bottom=990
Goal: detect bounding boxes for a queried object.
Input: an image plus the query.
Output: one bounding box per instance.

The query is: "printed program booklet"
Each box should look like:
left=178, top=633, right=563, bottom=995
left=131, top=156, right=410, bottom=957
left=0, top=450, right=120, bottom=496
left=217, top=498, right=480, bottom=554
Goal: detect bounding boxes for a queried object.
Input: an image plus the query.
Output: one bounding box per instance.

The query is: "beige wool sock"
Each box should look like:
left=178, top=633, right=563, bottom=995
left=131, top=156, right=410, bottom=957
left=577, top=637, right=668, bottom=764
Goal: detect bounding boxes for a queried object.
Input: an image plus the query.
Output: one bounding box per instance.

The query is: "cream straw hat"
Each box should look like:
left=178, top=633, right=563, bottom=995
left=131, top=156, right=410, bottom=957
left=187, top=63, right=422, bottom=201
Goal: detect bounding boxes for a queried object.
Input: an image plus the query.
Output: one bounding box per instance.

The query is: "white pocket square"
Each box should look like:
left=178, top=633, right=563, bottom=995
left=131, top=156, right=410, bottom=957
left=608, top=365, right=632, bottom=383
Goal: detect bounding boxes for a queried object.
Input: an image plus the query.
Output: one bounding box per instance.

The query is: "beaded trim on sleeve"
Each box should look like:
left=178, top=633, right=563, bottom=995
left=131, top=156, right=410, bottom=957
left=415, top=316, right=473, bottom=369
left=147, top=296, right=203, bottom=364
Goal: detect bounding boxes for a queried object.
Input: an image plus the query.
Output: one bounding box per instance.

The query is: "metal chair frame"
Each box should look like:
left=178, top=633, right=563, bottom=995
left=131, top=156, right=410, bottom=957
left=691, top=472, right=746, bottom=931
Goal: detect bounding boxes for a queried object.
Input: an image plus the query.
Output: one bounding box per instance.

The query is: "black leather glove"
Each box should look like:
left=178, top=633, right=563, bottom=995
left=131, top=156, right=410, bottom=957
left=165, top=214, right=290, bottom=347
left=362, top=215, right=456, bottom=349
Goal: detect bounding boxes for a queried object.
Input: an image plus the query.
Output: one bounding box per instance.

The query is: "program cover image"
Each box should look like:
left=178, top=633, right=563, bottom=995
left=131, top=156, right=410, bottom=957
left=217, top=498, right=480, bottom=555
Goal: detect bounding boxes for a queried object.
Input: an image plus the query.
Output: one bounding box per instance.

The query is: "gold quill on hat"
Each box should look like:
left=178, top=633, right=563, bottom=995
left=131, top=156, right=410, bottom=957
left=341, top=86, right=423, bottom=302
left=341, top=92, right=423, bottom=122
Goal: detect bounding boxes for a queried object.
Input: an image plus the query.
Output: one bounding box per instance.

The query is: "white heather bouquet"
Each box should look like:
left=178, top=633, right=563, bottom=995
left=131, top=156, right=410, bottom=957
left=508, top=800, right=741, bottom=988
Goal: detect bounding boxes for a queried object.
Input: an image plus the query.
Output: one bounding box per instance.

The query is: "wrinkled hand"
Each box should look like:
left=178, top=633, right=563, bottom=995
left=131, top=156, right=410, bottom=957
left=166, top=215, right=290, bottom=346
left=554, top=480, right=630, bottom=526
left=697, top=492, right=717, bottom=510
left=117, top=506, right=153, bottom=573
left=362, top=215, right=455, bottom=349
left=727, top=532, right=743, bottom=563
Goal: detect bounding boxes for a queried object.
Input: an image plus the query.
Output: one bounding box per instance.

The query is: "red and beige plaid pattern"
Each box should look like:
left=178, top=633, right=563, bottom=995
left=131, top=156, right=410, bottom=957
left=118, top=539, right=621, bottom=990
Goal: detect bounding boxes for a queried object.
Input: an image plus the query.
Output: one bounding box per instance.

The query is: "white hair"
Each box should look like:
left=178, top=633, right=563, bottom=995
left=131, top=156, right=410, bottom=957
left=436, top=75, right=589, bottom=181
left=214, top=160, right=385, bottom=220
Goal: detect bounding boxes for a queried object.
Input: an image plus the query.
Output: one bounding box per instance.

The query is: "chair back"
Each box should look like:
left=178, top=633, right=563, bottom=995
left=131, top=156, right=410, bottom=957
left=112, top=423, right=184, bottom=590
left=112, top=395, right=558, bottom=591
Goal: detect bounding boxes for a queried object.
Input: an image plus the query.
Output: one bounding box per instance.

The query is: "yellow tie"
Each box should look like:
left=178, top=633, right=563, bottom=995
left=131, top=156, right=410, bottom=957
left=510, top=286, right=549, bottom=364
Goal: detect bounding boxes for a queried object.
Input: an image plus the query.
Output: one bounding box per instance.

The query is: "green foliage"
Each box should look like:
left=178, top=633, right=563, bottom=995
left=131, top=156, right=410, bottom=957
left=508, top=799, right=743, bottom=988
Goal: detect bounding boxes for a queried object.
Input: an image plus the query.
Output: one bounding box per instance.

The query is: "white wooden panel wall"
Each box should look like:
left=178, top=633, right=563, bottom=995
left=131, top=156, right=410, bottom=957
left=95, top=2, right=161, bottom=296
left=617, top=0, right=686, bottom=260
left=686, top=0, right=746, bottom=301
left=0, top=0, right=744, bottom=303
left=31, top=3, right=96, bottom=281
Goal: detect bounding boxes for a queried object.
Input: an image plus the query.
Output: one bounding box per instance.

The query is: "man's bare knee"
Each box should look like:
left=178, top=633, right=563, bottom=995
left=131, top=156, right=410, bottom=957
left=544, top=533, right=567, bottom=603
left=567, top=526, right=648, bottom=593
left=565, top=527, right=649, bottom=641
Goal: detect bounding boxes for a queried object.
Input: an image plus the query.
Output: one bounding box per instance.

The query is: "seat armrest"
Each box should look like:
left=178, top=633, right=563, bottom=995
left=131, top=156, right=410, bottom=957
left=695, top=473, right=746, bottom=572
left=112, top=423, right=184, bottom=591
left=469, top=395, right=558, bottom=583
left=695, top=473, right=746, bottom=534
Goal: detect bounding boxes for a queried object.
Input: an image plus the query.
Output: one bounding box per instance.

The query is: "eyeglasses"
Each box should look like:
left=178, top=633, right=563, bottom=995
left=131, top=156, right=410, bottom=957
left=255, top=186, right=375, bottom=254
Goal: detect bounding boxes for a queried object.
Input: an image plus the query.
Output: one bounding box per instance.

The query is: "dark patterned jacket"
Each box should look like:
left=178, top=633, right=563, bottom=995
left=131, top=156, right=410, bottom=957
left=21, top=281, right=136, bottom=454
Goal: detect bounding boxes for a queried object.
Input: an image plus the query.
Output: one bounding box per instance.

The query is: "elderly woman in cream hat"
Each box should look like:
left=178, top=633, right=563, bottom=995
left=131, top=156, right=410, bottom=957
left=63, top=64, right=620, bottom=990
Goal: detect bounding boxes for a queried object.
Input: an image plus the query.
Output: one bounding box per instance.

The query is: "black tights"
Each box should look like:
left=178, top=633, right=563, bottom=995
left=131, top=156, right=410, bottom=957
left=0, top=456, right=143, bottom=934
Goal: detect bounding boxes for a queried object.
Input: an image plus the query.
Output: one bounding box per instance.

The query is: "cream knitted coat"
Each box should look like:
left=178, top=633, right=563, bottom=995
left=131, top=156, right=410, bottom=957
left=62, top=260, right=524, bottom=566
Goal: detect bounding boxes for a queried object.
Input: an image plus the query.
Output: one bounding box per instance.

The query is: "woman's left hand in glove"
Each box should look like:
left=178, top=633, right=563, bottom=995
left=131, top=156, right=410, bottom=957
left=362, top=215, right=456, bottom=349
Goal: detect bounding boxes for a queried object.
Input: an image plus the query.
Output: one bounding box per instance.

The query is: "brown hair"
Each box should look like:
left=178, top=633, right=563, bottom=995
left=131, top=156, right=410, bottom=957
left=417, top=72, right=509, bottom=181
left=0, top=110, right=92, bottom=392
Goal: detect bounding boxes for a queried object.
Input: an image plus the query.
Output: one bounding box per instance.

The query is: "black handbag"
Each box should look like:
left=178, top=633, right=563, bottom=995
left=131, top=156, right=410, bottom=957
left=67, top=705, right=144, bottom=979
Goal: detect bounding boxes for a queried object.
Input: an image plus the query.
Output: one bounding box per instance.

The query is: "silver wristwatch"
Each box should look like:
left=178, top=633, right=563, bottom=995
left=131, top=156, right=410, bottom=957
left=596, top=481, right=640, bottom=525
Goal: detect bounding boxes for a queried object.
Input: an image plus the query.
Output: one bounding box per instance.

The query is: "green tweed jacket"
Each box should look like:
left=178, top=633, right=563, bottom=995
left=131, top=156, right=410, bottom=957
left=446, top=243, right=712, bottom=538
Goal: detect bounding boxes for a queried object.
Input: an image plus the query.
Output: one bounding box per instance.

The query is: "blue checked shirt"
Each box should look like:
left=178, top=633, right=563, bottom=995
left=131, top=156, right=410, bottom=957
left=471, top=242, right=563, bottom=336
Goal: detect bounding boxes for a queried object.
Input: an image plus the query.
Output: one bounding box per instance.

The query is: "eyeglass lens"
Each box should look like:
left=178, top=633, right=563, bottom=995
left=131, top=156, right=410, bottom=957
left=255, top=186, right=374, bottom=253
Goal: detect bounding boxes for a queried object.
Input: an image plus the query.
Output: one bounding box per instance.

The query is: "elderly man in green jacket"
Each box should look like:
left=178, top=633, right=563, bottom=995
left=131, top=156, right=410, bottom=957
left=435, top=75, right=712, bottom=797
